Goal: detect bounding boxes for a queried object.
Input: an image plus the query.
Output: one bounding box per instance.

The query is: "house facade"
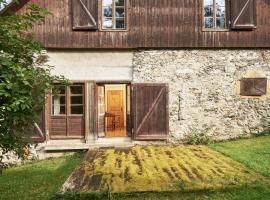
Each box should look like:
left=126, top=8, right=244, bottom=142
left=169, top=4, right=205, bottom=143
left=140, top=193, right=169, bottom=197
left=3, top=0, right=270, bottom=149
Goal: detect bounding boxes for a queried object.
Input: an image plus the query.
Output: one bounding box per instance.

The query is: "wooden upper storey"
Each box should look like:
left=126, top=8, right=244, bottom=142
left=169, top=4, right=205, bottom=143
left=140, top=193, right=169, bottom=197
left=3, top=0, right=270, bottom=48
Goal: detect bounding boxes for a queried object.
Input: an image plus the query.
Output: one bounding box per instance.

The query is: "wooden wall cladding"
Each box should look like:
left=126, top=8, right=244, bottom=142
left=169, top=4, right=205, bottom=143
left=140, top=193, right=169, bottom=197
left=14, top=0, right=270, bottom=48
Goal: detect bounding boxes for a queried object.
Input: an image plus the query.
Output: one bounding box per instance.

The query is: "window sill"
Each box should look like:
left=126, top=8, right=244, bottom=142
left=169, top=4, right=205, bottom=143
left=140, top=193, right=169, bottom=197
left=99, top=28, right=129, bottom=32
left=202, top=28, right=230, bottom=32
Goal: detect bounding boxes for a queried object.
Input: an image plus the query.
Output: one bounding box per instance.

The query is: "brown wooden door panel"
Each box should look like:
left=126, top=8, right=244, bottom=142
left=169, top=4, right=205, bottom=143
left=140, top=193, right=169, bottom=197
left=50, top=117, right=67, bottom=137
left=132, top=83, right=168, bottom=140
left=68, top=116, right=85, bottom=136
left=50, top=116, right=85, bottom=138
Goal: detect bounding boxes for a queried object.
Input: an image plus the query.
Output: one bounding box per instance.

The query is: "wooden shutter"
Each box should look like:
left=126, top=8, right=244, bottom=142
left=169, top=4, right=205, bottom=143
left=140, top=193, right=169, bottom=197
left=132, top=83, right=169, bottom=140
left=32, top=109, right=46, bottom=142
left=240, top=78, right=267, bottom=96
left=230, top=0, right=256, bottom=29
left=72, top=0, right=98, bottom=30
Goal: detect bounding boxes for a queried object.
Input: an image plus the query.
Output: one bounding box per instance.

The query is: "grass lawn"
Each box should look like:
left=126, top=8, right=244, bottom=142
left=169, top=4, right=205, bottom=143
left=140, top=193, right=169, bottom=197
left=1, top=136, right=270, bottom=200
left=0, top=153, right=84, bottom=200
left=209, top=135, right=270, bottom=177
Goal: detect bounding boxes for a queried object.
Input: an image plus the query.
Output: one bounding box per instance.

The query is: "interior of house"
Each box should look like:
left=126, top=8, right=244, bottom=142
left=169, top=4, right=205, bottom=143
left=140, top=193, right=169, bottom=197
left=97, top=83, right=131, bottom=138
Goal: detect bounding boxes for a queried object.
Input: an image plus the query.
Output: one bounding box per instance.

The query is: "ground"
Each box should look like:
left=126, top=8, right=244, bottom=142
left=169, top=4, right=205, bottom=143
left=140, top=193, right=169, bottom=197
left=0, top=136, right=270, bottom=200
left=61, top=145, right=268, bottom=193
left=0, top=153, right=84, bottom=200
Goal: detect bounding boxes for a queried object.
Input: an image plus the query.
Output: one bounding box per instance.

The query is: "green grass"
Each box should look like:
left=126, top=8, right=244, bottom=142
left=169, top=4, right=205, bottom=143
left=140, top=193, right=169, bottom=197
left=51, top=185, right=270, bottom=200
left=209, top=135, right=270, bottom=177
left=1, top=136, right=270, bottom=200
left=0, top=152, right=84, bottom=200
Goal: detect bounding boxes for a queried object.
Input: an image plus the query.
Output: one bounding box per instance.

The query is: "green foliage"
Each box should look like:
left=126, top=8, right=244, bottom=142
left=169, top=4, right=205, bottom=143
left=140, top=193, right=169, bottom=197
left=0, top=0, right=67, bottom=173
left=183, top=128, right=212, bottom=145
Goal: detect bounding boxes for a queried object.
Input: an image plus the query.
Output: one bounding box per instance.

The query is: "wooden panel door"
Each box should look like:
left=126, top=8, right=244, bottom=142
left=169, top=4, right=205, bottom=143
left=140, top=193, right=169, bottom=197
left=132, top=83, right=168, bottom=140
left=107, top=90, right=124, bottom=130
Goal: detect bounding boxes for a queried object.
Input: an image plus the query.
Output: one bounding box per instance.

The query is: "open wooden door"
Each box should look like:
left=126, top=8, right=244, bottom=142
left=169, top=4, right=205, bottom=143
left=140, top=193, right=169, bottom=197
left=132, top=83, right=169, bottom=140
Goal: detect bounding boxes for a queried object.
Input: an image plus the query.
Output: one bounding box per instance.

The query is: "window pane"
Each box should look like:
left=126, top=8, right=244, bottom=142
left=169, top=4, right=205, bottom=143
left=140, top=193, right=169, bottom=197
left=204, top=5, right=213, bottom=17
left=71, top=96, right=83, bottom=105
left=104, top=7, right=112, bottom=17
left=216, top=6, right=225, bottom=17
left=216, top=0, right=225, bottom=7
left=204, top=18, right=214, bottom=28
left=103, top=18, right=113, bottom=28
left=116, top=0, right=125, bottom=6
left=103, top=0, right=112, bottom=7
left=71, top=106, right=83, bottom=114
left=53, top=85, right=65, bottom=94
left=216, top=18, right=226, bottom=29
left=116, top=7, right=125, bottom=17
left=53, top=96, right=65, bottom=105
left=116, top=19, right=125, bottom=29
left=204, top=0, right=213, bottom=6
left=53, top=105, right=66, bottom=115
left=70, top=85, right=83, bottom=94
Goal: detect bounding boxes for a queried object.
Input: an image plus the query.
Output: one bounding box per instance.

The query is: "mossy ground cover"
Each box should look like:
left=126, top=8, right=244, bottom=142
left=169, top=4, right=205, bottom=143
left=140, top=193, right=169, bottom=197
left=62, top=145, right=268, bottom=193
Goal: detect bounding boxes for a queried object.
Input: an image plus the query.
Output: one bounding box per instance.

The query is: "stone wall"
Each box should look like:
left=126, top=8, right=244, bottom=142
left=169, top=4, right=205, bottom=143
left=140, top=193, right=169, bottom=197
left=133, top=49, right=270, bottom=141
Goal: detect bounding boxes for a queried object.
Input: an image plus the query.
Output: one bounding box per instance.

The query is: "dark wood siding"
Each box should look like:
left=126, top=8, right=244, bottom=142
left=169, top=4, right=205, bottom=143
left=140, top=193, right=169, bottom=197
left=13, top=0, right=270, bottom=48
left=132, top=83, right=168, bottom=140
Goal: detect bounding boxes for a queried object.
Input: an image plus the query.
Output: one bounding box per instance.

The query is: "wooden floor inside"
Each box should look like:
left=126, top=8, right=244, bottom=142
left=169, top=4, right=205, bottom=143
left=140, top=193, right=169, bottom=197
left=106, top=128, right=127, bottom=137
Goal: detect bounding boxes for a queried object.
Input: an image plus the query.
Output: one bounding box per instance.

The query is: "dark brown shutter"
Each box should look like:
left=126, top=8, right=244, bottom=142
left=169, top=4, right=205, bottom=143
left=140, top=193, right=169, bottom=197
left=132, top=83, right=169, bottom=140
left=32, top=109, right=46, bottom=142
left=230, top=0, right=256, bottom=29
left=240, top=78, right=267, bottom=96
left=72, top=0, right=98, bottom=30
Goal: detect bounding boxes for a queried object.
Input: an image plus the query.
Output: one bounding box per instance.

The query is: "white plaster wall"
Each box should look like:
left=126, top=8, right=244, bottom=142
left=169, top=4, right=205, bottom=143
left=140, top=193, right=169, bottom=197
left=47, top=50, right=133, bottom=81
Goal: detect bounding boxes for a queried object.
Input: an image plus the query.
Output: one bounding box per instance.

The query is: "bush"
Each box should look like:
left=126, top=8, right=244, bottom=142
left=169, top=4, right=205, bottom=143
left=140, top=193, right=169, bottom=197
left=183, top=129, right=212, bottom=145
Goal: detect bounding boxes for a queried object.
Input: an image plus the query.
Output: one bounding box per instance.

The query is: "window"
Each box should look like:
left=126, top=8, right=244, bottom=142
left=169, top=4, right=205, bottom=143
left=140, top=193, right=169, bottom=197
left=52, top=84, right=84, bottom=116
left=203, top=0, right=226, bottom=30
left=102, top=0, right=126, bottom=30
left=240, top=78, right=267, bottom=96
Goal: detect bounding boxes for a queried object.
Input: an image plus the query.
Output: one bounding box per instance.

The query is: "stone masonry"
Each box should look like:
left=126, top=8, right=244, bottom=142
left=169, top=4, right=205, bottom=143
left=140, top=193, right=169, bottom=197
left=133, top=49, right=270, bottom=141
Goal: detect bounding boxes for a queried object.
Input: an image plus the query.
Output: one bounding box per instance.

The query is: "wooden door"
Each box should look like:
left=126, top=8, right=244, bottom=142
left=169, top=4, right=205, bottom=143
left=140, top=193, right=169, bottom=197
left=132, top=83, right=169, bottom=140
left=107, top=90, right=124, bottom=131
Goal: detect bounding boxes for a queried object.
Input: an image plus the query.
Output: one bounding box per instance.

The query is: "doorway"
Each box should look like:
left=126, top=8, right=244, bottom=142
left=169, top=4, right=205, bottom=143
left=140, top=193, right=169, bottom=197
left=97, top=83, right=131, bottom=138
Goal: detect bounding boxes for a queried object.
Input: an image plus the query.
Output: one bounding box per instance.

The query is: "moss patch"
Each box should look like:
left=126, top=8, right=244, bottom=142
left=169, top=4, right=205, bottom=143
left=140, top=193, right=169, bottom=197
left=62, top=145, right=268, bottom=193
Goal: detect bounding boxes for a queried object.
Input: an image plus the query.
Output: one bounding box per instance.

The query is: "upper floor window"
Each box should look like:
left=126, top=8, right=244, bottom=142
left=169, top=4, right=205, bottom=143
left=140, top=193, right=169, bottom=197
left=203, top=0, right=226, bottom=30
left=102, top=0, right=126, bottom=30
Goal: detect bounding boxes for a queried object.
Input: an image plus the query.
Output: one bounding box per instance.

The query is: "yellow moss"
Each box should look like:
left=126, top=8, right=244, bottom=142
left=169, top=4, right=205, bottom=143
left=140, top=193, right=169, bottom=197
left=65, top=145, right=268, bottom=193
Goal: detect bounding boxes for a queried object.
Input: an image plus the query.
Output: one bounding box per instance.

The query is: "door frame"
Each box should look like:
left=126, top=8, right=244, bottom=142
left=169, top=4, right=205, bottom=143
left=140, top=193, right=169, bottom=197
left=94, top=81, right=132, bottom=138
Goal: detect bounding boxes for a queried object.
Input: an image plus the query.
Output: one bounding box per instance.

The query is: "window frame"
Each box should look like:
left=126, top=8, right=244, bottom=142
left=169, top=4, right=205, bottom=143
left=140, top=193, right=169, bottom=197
left=51, top=83, right=85, bottom=116
left=100, top=0, right=128, bottom=31
left=202, top=0, right=229, bottom=32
